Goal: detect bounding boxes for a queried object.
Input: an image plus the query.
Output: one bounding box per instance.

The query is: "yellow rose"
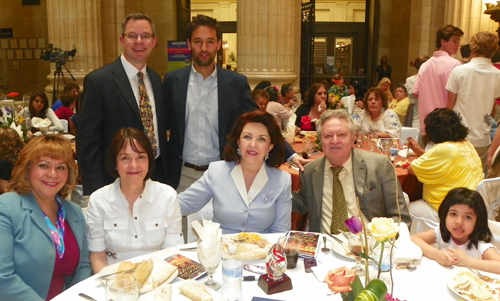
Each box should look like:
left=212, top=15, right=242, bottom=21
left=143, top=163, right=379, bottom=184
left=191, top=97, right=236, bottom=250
left=367, top=217, right=399, bottom=242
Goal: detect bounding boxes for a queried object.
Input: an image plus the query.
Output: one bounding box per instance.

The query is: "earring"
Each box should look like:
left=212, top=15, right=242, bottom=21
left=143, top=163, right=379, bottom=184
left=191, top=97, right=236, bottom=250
left=265, top=153, right=269, bottom=160
left=237, top=148, right=241, bottom=156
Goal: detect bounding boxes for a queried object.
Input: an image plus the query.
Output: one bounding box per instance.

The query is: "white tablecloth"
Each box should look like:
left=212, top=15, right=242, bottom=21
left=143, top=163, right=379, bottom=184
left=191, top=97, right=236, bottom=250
left=53, top=233, right=459, bottom=301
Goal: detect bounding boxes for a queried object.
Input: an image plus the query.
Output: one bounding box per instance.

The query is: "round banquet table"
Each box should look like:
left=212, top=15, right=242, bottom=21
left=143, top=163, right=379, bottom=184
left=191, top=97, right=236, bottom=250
left=53, top=233, right=459, bottom=301
left=280, top=136, right=423, bottom=202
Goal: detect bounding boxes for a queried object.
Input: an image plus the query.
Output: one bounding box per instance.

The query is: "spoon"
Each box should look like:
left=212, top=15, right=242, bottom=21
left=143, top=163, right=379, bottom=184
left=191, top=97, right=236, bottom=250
left=321, top=236, right=330, bottom=252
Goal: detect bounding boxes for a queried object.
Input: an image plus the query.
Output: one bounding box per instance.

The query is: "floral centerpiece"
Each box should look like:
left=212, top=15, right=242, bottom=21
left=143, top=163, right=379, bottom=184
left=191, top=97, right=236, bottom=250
left=324, top=216, right=404, bottom=301
left=1, top=94, right=30, bottom=142
left=6, top=92, right=19, bottom=99
left=328, top=92, right=346, bottom=110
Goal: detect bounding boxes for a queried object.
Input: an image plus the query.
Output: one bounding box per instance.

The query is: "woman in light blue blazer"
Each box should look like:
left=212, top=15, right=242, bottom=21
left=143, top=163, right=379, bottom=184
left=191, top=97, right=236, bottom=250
left=179, top=110, right=292, bottom=234
left=0, top=135, right=91, bottom=301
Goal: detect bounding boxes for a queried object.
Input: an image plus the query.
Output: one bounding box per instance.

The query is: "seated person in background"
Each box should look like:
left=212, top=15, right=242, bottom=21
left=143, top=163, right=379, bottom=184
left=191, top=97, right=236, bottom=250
left=252, top=89, right=269, bottom=111
left=0, top=135, right=91, bottom=300
left=352, top=87, right=401, bottom=138
left=179, top=110, right=292, bottom=234
left=292, top=109, right=411, bottom=234
left=19, top=90, right=64, bottom=133
left=55, top=91, right=76, bottom=121
left=280, top=83, right=297, bottom=109
left=327, top=73, right=350, bottom=109
left=295, top=83, right=327, bottom=131
left=51, top=82, right=80, bottom=112
left=0, top=128, right=24, bottom=194
left=264, top=85, right=294, bottom=130
left=87, top=128, right=183, bottom=273
left=408, top=108, right=483, bottom=223
left=377, top=77, right=394, bottom=103
left=389, top=83, right=410, bottom=124
left=411, top=188, right=500, bottom=273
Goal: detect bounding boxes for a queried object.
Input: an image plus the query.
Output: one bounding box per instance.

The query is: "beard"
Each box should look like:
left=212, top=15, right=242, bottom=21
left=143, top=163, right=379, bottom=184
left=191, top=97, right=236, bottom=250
left=192, top=52, right=216, bottom=67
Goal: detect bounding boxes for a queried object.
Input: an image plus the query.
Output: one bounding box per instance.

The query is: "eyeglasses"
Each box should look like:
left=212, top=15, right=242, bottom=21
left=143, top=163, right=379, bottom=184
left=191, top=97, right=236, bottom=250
left=122, top=33, right=154, bottom=41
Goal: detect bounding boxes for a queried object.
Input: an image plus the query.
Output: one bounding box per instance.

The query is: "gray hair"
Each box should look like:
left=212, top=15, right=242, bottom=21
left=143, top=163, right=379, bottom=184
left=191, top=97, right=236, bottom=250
left=316, top=109, right=356, bottom=137
left=121, top=13, right=156, bottom=37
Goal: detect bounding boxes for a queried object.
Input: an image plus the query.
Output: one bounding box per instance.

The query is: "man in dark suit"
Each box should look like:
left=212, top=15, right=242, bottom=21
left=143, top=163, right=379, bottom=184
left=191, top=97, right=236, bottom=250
left=77, top=13, right=167, bottom=195
left=292, top=109, right=411, bottom=234
left=163, top=14, right=307, bottom=192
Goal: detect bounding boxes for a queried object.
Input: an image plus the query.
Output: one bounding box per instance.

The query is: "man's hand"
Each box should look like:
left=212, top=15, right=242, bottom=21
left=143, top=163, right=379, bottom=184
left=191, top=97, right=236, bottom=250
left=291, top=155, right=312, bottom=172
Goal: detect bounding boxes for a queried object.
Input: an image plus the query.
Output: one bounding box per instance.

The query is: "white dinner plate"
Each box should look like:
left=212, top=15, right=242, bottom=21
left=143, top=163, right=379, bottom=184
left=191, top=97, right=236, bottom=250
left=446, top=267, right=500, bottom=301
left=98, top=255, right=178, bottom=294
left=397, top=149, right=416, bottom=157
left=138, top=281, right=223, bottom=301
left=330, top=234, right=356, bottom=261
left=63, top=134, right=75, bottom=140
left=300, top=130, right=316, bottom=136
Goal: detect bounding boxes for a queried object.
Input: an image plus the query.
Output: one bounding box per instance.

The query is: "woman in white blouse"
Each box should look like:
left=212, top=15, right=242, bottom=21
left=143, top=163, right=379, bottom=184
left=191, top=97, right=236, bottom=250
left=87, top=128, right=182, bottom=273
left=18, top=91, right=64, bottom=132
left=352, top=87, right=401, bottom=138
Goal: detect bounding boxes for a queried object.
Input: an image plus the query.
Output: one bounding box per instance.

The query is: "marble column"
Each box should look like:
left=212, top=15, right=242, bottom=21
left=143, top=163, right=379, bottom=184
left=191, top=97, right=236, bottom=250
left=45, top=0, right=102, bottom=99
left=237, top=0, right=300, bottom=89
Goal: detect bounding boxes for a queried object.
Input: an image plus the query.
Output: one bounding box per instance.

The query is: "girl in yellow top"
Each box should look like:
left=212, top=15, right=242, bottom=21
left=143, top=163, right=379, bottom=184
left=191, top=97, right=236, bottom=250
left=408, top=108, right=483, bottom=220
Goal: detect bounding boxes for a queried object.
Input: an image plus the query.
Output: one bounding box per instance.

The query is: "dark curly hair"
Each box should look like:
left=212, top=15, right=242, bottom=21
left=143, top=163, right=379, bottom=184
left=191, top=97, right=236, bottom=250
left=425, top=108, right=468, bottom=144
left=187, top=14, right=221, bottom=41
left=362, top=87, right=388, bottom=111
left=303, top=83, right=327, bottom=108
left=223, top=111, right=285, bottom=167
left=438, top=187, right=491, bottom=250
left=0, top=128, right=24, bottom=165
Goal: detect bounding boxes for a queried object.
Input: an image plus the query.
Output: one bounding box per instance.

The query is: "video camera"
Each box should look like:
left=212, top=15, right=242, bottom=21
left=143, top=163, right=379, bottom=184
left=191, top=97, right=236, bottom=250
left=40, top=44, right=77, bottom=67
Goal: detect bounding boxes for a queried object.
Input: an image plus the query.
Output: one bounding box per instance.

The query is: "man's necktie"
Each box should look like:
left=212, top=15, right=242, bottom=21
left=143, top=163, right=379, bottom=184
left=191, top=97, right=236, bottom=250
left=330, top=166, right=348, bottom=234
left=137, top=71, right=157, bottom=154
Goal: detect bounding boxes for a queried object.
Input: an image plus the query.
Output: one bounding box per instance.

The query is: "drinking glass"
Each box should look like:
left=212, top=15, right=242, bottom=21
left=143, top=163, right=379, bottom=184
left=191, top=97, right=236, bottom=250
left=303, top=140, right=315, bottom=158
left=347, top=233, right=366, bottom=276
left=379, top=138, right=392, bottom=157
left=105, top=274, right=139, bottom=301
left=197, top=238, right=222, bottom=290
left=357, top=131, right=365, bottom=147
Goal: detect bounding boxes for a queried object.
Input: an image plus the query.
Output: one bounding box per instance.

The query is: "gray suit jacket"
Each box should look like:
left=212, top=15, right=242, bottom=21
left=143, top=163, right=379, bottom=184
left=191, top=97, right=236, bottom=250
left=292, top=148, right=411, bottom=232
left=77, top=58, right=167, bottom=195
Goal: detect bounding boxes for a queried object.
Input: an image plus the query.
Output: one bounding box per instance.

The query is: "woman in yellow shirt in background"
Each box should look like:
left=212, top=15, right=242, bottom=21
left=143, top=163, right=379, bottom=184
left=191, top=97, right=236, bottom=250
left=407, top=108, right=483, bottom=227
left=389, top=83, right=410, bottom=124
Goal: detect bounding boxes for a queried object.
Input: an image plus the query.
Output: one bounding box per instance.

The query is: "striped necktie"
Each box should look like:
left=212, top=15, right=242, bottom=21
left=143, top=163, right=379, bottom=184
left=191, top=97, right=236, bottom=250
left=330, top=166, right=348, bottom=234
left=137, top=71, right=157, bottom=154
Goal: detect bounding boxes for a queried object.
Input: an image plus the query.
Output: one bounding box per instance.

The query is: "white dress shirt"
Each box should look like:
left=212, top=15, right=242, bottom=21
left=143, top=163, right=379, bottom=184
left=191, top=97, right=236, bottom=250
left=183, top=65, right=219, bottom=165
left=87, top=178, right=183, bottom=264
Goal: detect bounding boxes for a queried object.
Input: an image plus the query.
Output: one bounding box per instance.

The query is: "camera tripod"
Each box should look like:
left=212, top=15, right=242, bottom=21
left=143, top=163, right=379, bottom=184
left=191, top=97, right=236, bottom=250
left=52, top=61, right=76, bottom=103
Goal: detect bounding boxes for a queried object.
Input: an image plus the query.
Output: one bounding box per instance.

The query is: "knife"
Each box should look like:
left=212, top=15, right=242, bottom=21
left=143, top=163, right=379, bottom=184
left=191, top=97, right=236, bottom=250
left=179, top=246, right=197, bottom=251
left=78, top=293, right=97, bottom=301
left=323, top=232, right=344, bottom=245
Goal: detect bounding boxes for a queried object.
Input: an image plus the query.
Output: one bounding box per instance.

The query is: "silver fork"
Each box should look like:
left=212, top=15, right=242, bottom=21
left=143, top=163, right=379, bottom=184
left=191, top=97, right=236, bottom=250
left=458, top=262, right=486, bottom=279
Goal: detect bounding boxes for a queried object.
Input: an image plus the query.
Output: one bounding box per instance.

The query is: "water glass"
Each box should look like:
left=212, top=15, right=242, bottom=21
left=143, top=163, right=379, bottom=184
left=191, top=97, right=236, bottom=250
left=197, top=238, right=222, bottom=290
left=105, top=274, right=139, bottom=301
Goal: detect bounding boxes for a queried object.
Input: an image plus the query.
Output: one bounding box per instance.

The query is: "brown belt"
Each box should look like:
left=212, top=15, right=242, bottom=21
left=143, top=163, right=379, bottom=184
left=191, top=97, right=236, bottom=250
left=184, top=162, right=209, bottom=171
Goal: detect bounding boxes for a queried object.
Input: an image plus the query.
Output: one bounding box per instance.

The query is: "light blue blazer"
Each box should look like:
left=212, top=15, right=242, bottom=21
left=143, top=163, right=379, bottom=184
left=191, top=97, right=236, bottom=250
left=178, top=161, right=292, bottom=234
left=0, top=192, right=91, bottom=301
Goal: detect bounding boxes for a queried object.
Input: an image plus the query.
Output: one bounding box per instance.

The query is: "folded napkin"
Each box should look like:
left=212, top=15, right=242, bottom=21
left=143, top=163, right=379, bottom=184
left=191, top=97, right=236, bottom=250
left=31, top=117, right=51, bottom=128
left=9, top=122, right=23, bottom=138
left=192, top=218, right=222, bottom=243
left=393, top=223, right=422, bottom=263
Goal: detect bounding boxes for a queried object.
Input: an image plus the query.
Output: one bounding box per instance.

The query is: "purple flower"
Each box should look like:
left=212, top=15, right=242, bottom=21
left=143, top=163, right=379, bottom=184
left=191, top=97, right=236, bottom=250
left=344, top=216, right=362, bottom=234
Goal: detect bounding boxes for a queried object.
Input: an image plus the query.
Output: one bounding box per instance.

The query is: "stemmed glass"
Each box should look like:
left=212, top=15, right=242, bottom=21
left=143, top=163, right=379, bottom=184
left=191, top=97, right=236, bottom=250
left=347, top=233, right=366, bottom=276
left=379, top=138, right=392, bottom=158
left=357, top=131, right=365, bottom=147
left=197, top=238, right=222, bottom=290
left=303, top=140, right=316, bottom=158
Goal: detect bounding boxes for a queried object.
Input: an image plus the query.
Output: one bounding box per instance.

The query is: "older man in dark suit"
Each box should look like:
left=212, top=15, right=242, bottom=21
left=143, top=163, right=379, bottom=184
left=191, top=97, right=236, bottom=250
left=77, top=13, right=167, bottom=195
left=293, top=109, right=411, bottom=234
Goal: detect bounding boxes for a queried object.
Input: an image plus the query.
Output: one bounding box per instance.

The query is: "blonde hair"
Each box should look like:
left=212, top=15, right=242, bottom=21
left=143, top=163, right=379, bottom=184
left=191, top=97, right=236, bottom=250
left=7, top=135, right=78, bottom=199
left=470, top=31, right=499, bottom=58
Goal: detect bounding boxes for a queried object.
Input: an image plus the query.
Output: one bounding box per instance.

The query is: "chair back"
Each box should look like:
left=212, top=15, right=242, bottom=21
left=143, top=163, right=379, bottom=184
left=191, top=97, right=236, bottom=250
left=475, top=177, right=500, bottom=220
left=59, top=119, right=69, bottom=133
left=401, top=127, right=419, bottom=142
left=488, top=220, right=500, bottom=249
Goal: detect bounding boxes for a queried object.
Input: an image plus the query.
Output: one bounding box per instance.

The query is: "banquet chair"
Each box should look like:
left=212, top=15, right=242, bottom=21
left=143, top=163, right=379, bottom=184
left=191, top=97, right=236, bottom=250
left=82, top=207, right=88, bottom=223
left=59, top=119, right=69, bottom=133
left=401, top=127, right=419, bottom=142
left=409, top=199, right=439, bottom=235
left=488, top=220, right=500, bottom=249
left=475, top=177, right=500, bottom=221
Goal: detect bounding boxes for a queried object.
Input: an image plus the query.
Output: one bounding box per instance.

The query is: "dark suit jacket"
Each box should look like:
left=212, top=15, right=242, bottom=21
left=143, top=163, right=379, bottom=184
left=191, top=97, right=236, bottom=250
left=162, top=66, right=258, bottom=189
left=292, top=149, right=411, bottom=232
left=77, top=58, right=167, bottom=195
